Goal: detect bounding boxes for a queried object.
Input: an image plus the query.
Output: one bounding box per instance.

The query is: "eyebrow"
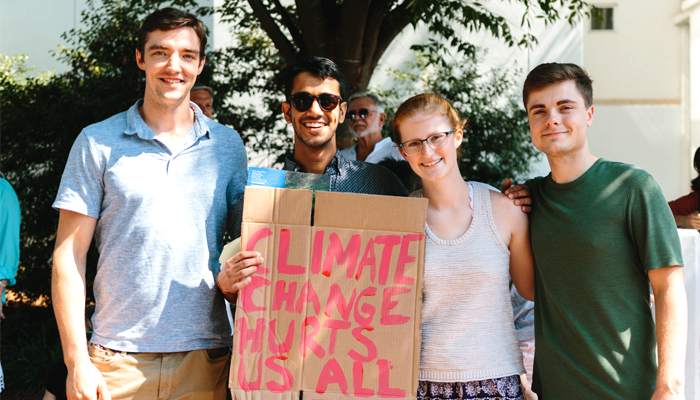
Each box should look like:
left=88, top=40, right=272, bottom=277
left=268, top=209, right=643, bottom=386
left=528, top=99, right=578, bottom=112
left=147, top=44, right=199, bottom=55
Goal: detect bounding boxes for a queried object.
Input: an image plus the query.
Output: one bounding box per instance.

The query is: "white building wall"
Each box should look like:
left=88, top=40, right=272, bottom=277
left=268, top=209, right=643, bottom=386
left=587, top=105, right=685, bottom=199
left=0, top=0, right=216, bottom=74
left=0, top=0, right=90, bottom=73
left=584, top=1, right=685, bottom=200
left=684, top=1, right=700, bottom=200
left=585, top=2, right=681, bottom=101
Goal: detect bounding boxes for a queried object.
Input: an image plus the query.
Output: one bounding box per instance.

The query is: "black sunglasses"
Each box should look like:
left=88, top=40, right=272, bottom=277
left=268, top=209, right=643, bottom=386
left=347, top=108, right=375, bottom=120
left=289, top=93, right=343, bottom=112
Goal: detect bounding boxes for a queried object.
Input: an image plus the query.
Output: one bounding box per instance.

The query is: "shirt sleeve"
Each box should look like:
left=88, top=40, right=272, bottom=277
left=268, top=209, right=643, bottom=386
left=627, top=172, right=684, bottom=272
left=52, top=131, right=104, bottom=218
left=668, top=191, right=699, bottom=216
left=0, top=180, right=20, bottom=285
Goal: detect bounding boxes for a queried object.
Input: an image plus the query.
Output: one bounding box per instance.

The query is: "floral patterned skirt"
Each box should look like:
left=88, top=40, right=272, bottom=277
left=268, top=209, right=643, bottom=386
left=417, top=375, right=523, bottom=400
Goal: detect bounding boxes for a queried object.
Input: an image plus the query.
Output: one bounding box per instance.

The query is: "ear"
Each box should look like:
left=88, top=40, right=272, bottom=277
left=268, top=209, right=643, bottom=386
left=282, top=101, right=292, bottom=123
left=197, top=56, right=206, bottom=76
left=338, top=101, right=348, bottom=124
left=586, top=105, right=594, bottom=127
left=394, top=130, right=407, bottom=159
left=136, top=49, right=145, bottom=70
left=454, top=129, right=464, bottom=149
left=397, top=145, right=408, bottom=160
left=378, top=112, right=387, bottom=127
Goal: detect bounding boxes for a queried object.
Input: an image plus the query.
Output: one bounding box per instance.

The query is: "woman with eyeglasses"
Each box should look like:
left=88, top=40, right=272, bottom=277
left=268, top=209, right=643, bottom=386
left=392, top=93, right=535, bottom=400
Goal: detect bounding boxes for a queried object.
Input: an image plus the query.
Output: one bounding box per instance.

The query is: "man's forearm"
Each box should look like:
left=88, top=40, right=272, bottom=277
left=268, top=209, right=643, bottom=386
left=52, top=255, right=91, bottom=368
left=653, top=272, right=687, bottom=396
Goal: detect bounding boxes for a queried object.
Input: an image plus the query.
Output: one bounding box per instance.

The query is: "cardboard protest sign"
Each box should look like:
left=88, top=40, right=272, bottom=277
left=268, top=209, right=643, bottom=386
left=231, top=186, right=428, bottom=400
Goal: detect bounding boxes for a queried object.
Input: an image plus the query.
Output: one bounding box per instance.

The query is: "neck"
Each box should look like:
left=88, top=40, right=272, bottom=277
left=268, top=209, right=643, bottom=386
left=140, top=92, right=194, bottom=136
left=421, top=167, right=469, bottom=210
left=356, top=132, right=383, bottom=151
left=293, top=142, right=337, bottom=175
left=354, top=131, right=383, bottom=162
left=547, top=148, right=598, bottom=184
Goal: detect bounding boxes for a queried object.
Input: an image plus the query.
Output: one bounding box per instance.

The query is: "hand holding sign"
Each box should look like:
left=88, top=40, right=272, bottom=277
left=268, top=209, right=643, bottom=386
left=217, top=237, right=264, bottom=302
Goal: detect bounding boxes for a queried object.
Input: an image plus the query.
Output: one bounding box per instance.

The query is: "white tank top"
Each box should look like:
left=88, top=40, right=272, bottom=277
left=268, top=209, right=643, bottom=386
left=418, top=182, right=524, bottom=382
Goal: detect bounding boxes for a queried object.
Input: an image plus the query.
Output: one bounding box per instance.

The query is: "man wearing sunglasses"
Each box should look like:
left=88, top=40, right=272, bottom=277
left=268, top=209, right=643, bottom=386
left=341, top=93, right=403, bottom=163
left=219, top=56, right=533, bottom=321
left=219, top=56, right=410, bottom=303
left=277, top=56, right=409, bottom=193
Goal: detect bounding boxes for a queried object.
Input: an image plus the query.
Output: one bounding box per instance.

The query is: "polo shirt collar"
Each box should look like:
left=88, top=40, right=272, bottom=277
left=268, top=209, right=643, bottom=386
left=124, top=99, right=210, bottom=141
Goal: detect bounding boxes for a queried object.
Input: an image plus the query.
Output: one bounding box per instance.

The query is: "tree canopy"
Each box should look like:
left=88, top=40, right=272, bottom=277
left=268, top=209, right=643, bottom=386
left=214, top=0, right=591, bottom=155
left=220, top=0, right=590, bottom=95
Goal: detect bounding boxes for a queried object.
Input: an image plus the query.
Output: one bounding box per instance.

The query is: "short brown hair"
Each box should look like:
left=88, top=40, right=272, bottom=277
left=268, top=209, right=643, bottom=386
left=137, top=8, right=207, bottom=60
left=392, top=93, right=466, bottom=144
left=522, top=63, right=593, bottom=109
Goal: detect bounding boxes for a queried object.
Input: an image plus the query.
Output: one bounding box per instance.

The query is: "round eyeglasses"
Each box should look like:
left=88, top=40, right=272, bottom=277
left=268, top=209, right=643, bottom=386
left=289, top=92, right=343, bottom=112
left=398, top=129, right=457, bottom=156
left=347, top=108, right=375, bottom=120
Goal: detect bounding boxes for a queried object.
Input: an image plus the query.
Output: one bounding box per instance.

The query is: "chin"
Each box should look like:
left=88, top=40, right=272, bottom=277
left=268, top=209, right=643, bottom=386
left=296, top=132, right=335, bottom=149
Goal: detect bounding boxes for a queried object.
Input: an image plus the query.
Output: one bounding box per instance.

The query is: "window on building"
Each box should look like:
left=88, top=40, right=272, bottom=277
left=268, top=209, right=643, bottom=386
left=591, top=7, right=614, bottom=30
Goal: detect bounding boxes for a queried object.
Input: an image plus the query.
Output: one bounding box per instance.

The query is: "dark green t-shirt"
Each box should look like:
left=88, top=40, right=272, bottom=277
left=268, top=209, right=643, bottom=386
left=527, top=159, right=683, bottom=400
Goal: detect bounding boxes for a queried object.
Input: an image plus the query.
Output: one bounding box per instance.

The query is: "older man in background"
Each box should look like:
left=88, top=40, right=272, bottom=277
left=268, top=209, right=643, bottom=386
left=190, top=84, right=214, bottom=118
left=340, top=92, right=403, bottom=163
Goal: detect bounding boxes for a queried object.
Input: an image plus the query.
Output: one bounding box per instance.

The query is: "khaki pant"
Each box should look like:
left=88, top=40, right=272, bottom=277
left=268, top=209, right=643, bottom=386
left=88, top=343, right=230, bottom=400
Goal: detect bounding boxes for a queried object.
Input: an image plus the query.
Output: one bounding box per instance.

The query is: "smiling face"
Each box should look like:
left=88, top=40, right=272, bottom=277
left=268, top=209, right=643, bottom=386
left=282, top=72, right=347, bottom=150
left=348, top=97, right=385, bottom=139
left=396, top=111, right=463, bottom=183
left=526, top=79, right=594, bottom=159
left=136, top=27, right=205, bottom=107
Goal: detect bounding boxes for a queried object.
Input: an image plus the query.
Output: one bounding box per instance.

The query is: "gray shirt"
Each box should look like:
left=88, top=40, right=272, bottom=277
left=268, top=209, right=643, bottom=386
left=53, top=100, right=247, bottom=352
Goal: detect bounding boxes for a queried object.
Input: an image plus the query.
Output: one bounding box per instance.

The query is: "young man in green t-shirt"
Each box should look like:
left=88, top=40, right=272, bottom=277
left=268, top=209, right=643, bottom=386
left=521, top=62, right=687, bottom=399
